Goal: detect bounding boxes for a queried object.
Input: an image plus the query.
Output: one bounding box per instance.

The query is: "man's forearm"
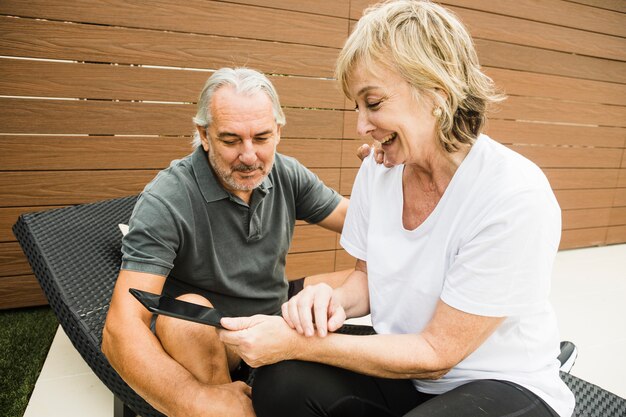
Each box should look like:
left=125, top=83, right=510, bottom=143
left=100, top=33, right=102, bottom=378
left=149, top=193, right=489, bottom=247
left=102, top=319, right=206, bottom=416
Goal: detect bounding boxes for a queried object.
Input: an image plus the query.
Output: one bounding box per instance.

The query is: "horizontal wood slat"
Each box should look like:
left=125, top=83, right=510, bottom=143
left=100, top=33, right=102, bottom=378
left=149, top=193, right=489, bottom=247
left=449, top=6, right=626, bottom=61
left=0, top=275, right=47, bottom=309
left=0, top=99, right=344, bottom=138
left=509, top=146, right=623, bottom=169
left=0, top=0, right=347, bottom=48
left=0, top=205, right=65, bottom=242
left=440, top=0, right=626, bottom=37
left=222, top=0, right=350, bottom=18
left=561, top=227, right=607, bottom=249
left=563, top=208, right=612, bottom=230
left=285, top=251, right=336, bottom=279
left=485, top=67, right=626, bottom=107
left=614, top=188, right=626, bottom=206
left=0, top=136, right=343, bottom=170
left=544, top=169, right=622, bottom=190
left=352, top=0, right=626, bottom=35
left=351, top=1, right=626, bottom=60
left=0, top=169, right=340, bottom=207
left=290, top=225, right=338, bottom=254
left=0, top=17, right=339, bottom=78
left=475, top=39, right=626, bottom=84
left=497, top=96, right=626, bottom=128
left=335, top=249, right=356, bottom=270
left=485, top=121, right=625, bottom=149
left=606, top=225, right=626, bottom=245
left=610, top=206, right=626, bottom=225
left=566, top=0, right=626, bottom=14
left=0, top=58, right=346, bottom=109
left=0, top=170, right=159, bottom=207
left=0, top=242, right=31, bottom=277
left=555, top=189, right=618, bottom=210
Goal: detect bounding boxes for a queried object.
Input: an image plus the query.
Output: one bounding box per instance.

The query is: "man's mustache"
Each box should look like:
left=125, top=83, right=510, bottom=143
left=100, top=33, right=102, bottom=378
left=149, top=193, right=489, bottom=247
left=233, top=164, right=263, bottom=172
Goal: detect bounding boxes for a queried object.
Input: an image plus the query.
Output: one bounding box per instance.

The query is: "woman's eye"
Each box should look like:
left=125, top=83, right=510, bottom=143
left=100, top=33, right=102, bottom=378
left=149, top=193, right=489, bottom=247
left=366, top=101, right=382, bottom=109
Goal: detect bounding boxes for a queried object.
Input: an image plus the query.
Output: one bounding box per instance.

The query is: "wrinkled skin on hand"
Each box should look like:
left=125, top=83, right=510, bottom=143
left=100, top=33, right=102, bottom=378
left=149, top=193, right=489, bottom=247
left=281, top=283, right=346, bottom=338
left=218, top=315, right=300, bottom=368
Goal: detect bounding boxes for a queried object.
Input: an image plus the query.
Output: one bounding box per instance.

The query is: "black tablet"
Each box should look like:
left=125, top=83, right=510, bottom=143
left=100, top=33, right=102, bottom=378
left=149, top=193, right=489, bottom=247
left=129, top=288, right=226, bottom=328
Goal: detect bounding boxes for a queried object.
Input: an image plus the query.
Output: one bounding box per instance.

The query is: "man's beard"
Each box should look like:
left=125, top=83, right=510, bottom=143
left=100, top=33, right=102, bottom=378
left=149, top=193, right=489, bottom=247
left=208, top=148, right=270, bottom=191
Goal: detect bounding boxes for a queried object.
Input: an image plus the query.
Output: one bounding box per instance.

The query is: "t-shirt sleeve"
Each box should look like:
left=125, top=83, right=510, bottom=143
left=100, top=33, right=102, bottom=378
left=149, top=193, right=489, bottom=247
left=120, top=192, right=180, bottom=277
left=289, top=158, right=342, bottom=224
left=442, top=186, right=562, bottom=317
left=339, top=154, right=375, bottom=261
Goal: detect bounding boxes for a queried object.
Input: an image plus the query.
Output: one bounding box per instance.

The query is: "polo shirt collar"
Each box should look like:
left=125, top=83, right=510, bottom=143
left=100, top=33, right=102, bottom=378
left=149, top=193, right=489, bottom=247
left=191, top=146, right=273, bottom=204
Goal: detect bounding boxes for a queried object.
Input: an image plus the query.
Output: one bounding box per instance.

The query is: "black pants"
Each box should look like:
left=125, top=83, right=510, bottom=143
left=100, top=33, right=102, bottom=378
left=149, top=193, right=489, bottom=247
left=252, top=361, right=560, bottom=417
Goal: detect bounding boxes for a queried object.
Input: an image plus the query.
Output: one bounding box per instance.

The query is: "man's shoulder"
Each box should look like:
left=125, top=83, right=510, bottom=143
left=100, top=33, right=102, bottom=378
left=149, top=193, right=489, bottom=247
left=141, top=154, right=199, bottom=207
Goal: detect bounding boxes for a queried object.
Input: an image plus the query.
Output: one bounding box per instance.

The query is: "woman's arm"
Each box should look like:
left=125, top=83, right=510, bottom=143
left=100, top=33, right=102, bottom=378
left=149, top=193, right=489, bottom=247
left=295, top=299, right=504, bottom=379
left=219, top=298, right=503, bottom=380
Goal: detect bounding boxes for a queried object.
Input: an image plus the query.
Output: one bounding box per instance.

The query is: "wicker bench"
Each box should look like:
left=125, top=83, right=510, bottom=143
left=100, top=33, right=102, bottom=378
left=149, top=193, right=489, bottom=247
left=13, top=196, right=626, bottom=417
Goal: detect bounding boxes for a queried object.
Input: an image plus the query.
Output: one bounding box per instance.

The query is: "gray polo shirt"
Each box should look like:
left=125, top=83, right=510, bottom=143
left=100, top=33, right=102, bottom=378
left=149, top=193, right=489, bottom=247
left=121, top=146, right=341, bottom=316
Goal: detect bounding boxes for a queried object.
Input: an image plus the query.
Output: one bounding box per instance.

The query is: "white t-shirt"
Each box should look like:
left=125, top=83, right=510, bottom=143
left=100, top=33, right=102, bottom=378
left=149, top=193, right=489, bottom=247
left=340, top=135, right=575, bottom=417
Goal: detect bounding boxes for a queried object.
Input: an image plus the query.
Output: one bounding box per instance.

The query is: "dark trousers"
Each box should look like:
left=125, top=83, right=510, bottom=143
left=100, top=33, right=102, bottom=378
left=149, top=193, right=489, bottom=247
left=252, top=360, right=560, bottom=417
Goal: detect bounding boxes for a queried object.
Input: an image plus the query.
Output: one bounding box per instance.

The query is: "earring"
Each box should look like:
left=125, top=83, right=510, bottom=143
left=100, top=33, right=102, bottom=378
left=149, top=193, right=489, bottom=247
left=432, top=107, right=442, bottom=118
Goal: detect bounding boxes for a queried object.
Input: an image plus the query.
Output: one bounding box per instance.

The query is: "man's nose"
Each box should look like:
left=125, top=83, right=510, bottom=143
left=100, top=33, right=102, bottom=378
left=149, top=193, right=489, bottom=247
left=356, top=111, right=375, bottom=137
left=239, top=140, right=257, bottom=165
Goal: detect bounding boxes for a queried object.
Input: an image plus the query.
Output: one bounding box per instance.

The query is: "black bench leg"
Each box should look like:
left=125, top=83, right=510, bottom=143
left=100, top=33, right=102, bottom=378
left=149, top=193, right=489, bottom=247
left=114, top=396, right=137, bottom=417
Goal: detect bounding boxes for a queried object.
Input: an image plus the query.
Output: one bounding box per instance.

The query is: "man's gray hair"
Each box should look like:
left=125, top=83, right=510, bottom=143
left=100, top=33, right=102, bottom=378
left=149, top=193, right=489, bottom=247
left=192, top=67, right=286, bottom=148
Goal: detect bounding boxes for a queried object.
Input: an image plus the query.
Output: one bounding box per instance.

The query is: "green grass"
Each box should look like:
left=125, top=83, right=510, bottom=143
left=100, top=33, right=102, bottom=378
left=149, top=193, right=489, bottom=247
left=0, top=307, right=58, bottom=417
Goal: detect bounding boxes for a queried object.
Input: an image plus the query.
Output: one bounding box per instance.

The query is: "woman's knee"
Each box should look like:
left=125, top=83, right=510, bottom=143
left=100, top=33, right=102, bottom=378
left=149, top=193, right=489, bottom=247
left=252, top=361, right=311, bottom=402
left=252, top=361, right=343, bottom=417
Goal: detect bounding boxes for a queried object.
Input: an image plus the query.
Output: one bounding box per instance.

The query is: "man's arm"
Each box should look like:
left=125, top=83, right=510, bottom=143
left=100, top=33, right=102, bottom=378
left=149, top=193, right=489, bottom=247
left=315, top=197, right=348, bottom=233
left=102, top=270, right=251, bottom=417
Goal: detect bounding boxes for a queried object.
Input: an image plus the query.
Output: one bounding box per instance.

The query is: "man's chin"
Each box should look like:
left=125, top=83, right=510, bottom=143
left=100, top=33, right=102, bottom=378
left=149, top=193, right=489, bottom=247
left=228, top=175, right=265, bottom=191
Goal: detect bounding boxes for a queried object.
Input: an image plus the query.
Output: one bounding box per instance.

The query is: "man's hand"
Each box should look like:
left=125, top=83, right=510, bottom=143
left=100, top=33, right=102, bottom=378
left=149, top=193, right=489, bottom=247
left=183, top=382, right=253, bottom=417
left=282, top=283, right=346, bottom=337
left=357, top=143, right=392, bottom=166
left=218, top=315, right=299, bottom=368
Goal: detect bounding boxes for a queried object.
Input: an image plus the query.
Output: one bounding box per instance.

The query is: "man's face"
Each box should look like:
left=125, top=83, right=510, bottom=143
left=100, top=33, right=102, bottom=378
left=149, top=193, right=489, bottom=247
left=197, top=86, right=281, bottom=195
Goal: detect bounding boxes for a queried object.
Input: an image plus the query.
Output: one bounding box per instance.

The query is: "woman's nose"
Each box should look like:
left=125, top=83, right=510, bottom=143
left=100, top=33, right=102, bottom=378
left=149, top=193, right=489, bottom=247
left=356, top=111, right=375, bottom=137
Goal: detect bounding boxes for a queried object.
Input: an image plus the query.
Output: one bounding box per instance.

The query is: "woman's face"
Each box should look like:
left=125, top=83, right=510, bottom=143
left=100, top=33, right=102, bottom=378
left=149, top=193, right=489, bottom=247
left=348, top=62, right=440, bottom=167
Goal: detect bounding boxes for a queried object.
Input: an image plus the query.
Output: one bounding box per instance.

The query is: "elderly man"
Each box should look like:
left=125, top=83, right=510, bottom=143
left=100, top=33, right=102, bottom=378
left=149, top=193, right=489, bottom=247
left=102, top=67, right=348, bottom=417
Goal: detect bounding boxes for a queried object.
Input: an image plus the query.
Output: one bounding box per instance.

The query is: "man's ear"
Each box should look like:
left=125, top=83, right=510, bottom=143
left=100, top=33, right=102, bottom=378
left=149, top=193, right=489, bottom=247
left=196, top=125, right=210, bottom=152
left=276, top=125, right=282, bottom=145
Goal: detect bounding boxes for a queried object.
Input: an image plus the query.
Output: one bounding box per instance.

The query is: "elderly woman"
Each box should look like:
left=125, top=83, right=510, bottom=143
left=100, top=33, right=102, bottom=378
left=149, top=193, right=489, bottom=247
left=219, top=1, right=575, bottom=416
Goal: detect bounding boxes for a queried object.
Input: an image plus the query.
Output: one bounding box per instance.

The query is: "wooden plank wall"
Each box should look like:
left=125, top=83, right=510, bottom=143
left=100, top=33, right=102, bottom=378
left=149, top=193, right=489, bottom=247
left=0, top=1, right=624, bottom=309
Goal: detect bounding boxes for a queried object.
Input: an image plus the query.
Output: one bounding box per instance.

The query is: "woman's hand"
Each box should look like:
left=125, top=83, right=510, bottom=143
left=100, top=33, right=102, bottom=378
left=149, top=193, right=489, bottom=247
left=218, top=315, right=300, bottom=368
left=282, top=283, right=346, bottom=337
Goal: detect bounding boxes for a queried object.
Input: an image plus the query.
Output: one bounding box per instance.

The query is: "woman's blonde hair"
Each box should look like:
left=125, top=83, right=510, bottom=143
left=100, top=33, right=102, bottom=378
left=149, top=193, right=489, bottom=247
left=336, top=0, right=504, bottom=152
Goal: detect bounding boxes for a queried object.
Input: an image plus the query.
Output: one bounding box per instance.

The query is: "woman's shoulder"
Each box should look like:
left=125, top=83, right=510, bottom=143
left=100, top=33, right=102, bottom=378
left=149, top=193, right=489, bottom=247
left=472, top=135, right=550, bottom=192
